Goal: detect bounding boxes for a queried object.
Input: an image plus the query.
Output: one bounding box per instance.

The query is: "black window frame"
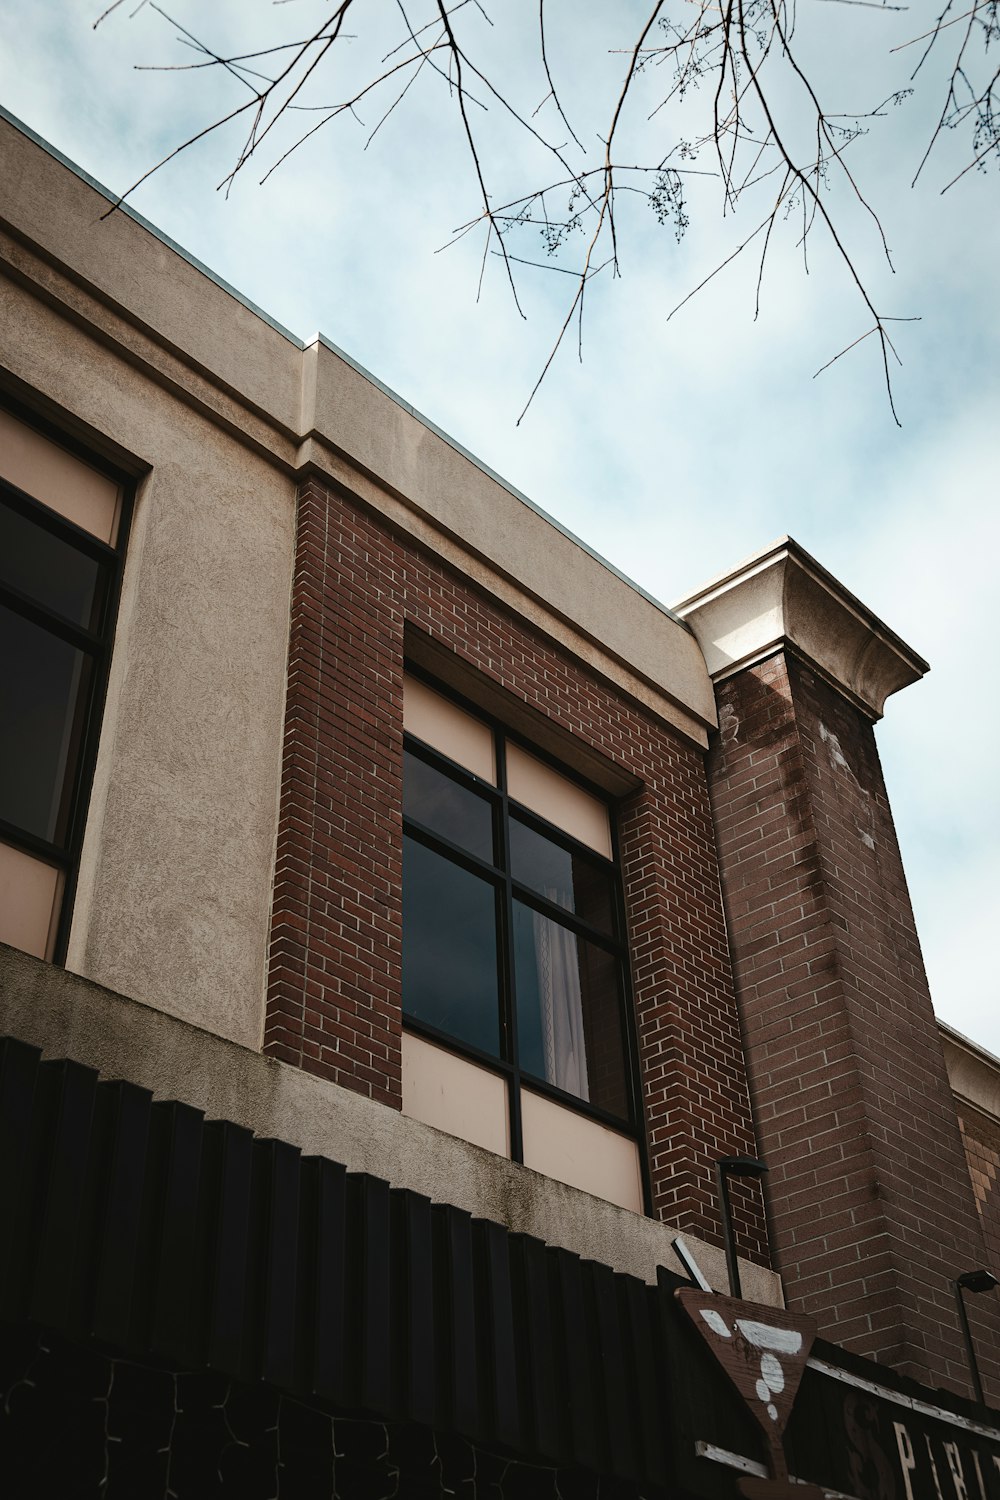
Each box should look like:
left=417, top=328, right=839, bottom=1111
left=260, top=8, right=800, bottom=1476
left=0, top=397, right=134, bottom=965
left=402, top=665, right=651, bottom=1212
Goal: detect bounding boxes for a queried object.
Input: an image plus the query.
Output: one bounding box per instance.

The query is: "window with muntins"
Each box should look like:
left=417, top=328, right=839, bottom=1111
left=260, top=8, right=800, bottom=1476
left=401, top=671, right=645, bottom=1212
left=0, top=403, right=128, bottom=963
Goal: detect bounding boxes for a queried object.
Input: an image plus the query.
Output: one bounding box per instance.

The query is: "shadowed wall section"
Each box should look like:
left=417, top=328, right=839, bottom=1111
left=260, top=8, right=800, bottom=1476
left=706, top=648, right=1000, bottom=1397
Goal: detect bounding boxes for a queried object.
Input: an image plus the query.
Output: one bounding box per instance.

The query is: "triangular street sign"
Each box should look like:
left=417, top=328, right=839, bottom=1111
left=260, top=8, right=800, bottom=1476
left=675, top=1288, right=817, bottom=1442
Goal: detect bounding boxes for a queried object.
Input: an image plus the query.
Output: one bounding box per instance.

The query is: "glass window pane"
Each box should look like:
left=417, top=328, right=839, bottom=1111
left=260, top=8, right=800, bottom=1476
left=0, top=604, right=93, bottom=846
left=513, top=901, right=628, bottom=1119
left=404, top=750, right=494, bottom=862
left=509, top=816, right=615, bottom=935
left=0, top=498, right=105, bottom=628
left=403, top=835, right=500, bottom=1056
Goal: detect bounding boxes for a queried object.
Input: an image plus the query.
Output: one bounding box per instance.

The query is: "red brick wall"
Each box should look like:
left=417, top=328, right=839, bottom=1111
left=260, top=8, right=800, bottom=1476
left=707, top=650, right=1000, bottom=1395
left=266, top=476, right=768, bottom=1261
left=265, top=478, right=404, bottom=1108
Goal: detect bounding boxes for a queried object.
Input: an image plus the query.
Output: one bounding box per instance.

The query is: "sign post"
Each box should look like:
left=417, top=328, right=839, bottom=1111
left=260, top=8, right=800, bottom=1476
left=675, top=1289, right=825, bottom=1500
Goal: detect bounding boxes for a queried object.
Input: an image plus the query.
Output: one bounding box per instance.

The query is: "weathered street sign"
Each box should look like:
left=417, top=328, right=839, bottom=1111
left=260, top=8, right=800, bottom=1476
left=676, top=1290, right=817, bottom=1447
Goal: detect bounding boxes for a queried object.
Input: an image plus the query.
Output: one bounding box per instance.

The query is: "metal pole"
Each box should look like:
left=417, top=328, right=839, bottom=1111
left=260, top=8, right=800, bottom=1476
left=716, top=1160, right=741, bottom=1299
left=955, top=1282, right=986, bottom=1406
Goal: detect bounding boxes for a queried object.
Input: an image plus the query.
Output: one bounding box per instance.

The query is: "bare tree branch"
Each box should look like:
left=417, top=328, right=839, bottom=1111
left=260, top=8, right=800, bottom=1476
left=538, top=0, right=585, bottom=151
left=431, top=0, right=526, bottom=317
left=93, top=0, right=999, bottom=424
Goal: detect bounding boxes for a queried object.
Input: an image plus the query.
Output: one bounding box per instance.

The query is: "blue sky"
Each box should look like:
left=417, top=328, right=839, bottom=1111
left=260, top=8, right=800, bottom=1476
left=2, top=2, right=997, bottom=1050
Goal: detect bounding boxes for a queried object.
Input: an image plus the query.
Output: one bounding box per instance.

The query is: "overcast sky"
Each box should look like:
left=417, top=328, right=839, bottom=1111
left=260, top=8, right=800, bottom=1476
left=1, top=2, right=997, bottom=1052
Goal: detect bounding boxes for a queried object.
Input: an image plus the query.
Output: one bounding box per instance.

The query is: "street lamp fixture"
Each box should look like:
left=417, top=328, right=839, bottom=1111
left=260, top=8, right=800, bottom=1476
left=954, top=1269, right=998, bottom=1407
left=716, top=1155, right=769, bottom=1299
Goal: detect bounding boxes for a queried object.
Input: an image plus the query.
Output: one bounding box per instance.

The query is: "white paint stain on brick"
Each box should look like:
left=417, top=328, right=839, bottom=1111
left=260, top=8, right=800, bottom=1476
left=719, top=699, right=740, bottom=746
left=819, top=721, right=854, bottom=779
left=819, top=722, right=877, bottom=852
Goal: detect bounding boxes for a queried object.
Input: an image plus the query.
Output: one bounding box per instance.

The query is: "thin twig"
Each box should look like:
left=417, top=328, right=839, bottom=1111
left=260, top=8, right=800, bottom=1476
left=538, top=0, right=585, bottom=150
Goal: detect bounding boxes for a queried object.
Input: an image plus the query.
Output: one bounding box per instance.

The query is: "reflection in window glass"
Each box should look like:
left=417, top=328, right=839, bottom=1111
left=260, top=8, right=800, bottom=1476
left=403, top=835, right=500, bottom=1056
left=513, top=900, right=628, bottom=1120
left=0, top=604, right=93, bottom=845
left=0, top=498, right=104, bottom=628
left=509, top=815, right=614, bottom=934
left=402, top=704, right=636, bottom=1182
left=403, top=750, right=494, bottom=862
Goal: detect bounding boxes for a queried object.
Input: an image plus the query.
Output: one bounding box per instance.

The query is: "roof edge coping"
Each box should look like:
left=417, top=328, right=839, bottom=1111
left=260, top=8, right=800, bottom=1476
left=1, top=105, right=689, bottom=637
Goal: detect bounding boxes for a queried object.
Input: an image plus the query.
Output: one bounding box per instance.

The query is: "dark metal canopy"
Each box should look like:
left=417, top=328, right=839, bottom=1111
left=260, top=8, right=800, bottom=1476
left=2, top=1035, right=999, bottom=1500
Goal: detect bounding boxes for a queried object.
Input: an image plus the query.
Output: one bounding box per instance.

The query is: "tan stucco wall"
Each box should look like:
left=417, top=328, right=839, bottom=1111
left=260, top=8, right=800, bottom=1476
left=1, top=279, right=296, bottom=1048
left=0, top=944, right=783, bottom=1304
left=0, top=117, right=303, bottom=435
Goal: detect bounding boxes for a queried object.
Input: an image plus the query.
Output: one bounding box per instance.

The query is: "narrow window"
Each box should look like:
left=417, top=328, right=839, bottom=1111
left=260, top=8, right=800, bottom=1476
left=400, top=671, right=645, bottom=1212
left=0, top=404, right=129, bottom=962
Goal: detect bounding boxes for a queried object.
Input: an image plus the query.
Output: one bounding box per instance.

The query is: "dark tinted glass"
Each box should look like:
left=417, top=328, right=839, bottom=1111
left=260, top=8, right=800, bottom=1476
left=0, top=497, right=105, bottom=628
left=509, top=815, right=615, bottom=935
left=404, top=750, right=494, bottom=862
left=513, top=900, right=628, bottom=1118
left=0, top=604, right=93, bottom=845
left=403, top=835, right=500, bottom=1056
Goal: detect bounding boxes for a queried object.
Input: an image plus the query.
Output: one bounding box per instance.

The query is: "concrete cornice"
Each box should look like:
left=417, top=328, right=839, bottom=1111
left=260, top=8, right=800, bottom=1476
left=0, top=943, right=783, bottom=1304
left=672, top=536, right=929, bottom=720
left=0, top=108, right=718, bottom=746
left=940, top=1021, right=1000, bottom=1124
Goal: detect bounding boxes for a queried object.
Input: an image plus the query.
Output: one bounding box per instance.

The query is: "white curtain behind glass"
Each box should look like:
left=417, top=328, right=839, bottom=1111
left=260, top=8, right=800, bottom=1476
left=534, top=893, right=589, bottom=1101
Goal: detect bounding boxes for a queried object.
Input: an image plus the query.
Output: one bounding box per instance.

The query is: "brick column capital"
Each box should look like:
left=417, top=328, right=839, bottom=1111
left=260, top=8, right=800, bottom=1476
left=674, top=536, right=928, bottom=720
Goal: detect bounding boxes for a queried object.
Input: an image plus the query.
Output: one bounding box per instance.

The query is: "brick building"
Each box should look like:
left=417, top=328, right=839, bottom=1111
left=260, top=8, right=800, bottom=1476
left=1, top=107, right=999, bottom=1497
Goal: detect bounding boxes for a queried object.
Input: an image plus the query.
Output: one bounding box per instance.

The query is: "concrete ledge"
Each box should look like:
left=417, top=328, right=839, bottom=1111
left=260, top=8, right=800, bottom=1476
left=941, top=1021, right=1000, bottom=1122
left=0, top=943, right=782, bottom=1303
left=673, top=537, right=929, bottom=720
left=0, top=110, right=717, bottom=744
left=302, top=344, right=717, bottom=738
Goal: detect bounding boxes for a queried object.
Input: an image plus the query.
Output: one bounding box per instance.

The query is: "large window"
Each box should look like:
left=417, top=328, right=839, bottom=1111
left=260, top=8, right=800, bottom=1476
left=0, top=403, right=128, bottom=963
left=401, top=671, right=645, bottom=1212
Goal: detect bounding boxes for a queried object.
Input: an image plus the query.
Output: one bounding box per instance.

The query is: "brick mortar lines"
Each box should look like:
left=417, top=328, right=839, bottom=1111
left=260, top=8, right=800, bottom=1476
left=711, top=673, right=897, bottom=1342
left=707, top=652, right=1000, bottom=1395
left=265, top=478, right=769, bottom=1261
left=789, top=654, right=1000, bottom=1393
